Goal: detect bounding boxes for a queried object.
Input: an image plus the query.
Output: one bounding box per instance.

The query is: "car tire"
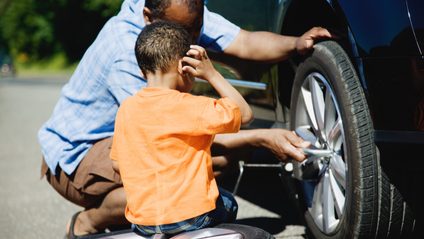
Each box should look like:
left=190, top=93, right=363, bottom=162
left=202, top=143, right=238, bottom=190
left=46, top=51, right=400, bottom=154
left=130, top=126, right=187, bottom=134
left=215, top=223, right=275, bottom=239
left=376, top=144, right=424, bottom=238
left=290, top=41, right=380, bottom=238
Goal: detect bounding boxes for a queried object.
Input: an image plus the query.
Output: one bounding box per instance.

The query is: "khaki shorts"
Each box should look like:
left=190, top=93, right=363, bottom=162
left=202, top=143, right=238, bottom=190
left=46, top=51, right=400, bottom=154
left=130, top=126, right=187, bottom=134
left=41, top=137, right=122, bottom=209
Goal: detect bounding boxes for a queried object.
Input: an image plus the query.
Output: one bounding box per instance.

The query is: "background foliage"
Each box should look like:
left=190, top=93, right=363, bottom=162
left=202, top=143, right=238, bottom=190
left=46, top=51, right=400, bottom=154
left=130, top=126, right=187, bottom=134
left=0, top=0, right=123, bottom=66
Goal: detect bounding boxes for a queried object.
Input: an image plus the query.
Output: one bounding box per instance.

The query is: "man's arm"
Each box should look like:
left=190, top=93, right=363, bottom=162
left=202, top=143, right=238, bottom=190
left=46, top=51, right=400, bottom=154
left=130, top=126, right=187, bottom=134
left=223, top=27, right=338, bottom=63
left=211, top=129, right=311, bottom=163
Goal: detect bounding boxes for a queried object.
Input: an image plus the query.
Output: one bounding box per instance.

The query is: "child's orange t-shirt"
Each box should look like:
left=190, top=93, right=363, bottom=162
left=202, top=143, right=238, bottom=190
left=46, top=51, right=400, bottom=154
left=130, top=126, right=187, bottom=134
left=110, top=87, right=241, bottom=226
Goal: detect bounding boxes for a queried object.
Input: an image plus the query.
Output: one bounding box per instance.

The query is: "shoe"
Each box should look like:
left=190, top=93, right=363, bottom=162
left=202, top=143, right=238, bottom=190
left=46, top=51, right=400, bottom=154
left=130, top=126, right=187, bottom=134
left=64, top=211, right=107, bottom=239
left=64, top=211, right=82, bottom=239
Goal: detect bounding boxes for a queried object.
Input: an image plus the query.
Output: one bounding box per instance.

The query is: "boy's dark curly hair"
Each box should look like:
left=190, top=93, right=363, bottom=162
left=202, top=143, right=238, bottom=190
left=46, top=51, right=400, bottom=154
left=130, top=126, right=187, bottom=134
left=135, top=21, right=192, bottom=75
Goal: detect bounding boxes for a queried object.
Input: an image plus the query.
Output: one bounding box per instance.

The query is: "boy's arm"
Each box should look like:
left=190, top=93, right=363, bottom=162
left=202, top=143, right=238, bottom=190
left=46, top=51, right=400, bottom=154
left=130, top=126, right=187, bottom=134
left=183, top=45, right=253, bottom=125
left=212, top=128, right=310, bottom=162
left=204, top=70, right=253, bottom=126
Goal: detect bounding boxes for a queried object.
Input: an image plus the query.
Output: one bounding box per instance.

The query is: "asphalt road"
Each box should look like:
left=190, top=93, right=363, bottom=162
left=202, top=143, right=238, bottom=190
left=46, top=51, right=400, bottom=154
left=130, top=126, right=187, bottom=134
left=0, top=75, right=306, bottom=239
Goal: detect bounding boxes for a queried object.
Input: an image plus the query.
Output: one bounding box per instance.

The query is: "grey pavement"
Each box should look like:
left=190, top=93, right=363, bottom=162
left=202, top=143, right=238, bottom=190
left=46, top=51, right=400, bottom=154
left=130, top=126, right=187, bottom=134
left=0, top=75, right=306, bottom=239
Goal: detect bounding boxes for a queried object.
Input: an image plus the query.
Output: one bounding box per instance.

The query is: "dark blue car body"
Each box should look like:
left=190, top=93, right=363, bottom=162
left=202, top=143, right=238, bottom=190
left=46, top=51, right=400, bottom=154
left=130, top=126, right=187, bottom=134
left=194, top=0, right=424, bottom=238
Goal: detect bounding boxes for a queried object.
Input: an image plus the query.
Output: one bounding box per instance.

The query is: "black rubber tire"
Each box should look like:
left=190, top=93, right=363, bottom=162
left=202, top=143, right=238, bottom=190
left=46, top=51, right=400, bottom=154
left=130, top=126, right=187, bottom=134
left=376, top=144, right=424, bottom=239
left=215, top=223, right=275, bottom=239
left=290, top=41, right=379, bottom=238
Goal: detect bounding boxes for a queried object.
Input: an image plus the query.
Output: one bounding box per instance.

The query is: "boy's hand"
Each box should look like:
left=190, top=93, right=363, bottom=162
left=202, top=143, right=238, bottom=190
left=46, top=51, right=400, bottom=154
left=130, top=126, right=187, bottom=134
left=262, top=129, right=311, bottom=163
left=182, top=45, right=218, bottom=81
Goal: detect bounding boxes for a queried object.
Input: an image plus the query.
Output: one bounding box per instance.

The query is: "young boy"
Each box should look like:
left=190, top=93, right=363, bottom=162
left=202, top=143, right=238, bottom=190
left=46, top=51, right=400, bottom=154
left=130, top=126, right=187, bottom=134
left=110, top=21, right=253, bottom=236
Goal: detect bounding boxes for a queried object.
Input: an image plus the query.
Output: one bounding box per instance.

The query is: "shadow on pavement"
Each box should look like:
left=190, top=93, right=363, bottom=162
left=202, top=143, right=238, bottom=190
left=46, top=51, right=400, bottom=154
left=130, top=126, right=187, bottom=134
left=217, top=150, right=305, bottom=236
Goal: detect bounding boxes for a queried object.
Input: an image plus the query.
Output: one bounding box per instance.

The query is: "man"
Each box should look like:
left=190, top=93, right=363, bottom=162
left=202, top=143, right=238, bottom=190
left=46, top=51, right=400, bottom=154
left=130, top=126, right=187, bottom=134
left=39, top=0, right=334, bottom=237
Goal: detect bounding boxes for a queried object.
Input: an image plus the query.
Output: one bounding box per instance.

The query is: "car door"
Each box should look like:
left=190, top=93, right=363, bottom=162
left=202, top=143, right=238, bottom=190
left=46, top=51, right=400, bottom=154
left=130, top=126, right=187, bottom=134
left=192, top=0, right=285, bottom=128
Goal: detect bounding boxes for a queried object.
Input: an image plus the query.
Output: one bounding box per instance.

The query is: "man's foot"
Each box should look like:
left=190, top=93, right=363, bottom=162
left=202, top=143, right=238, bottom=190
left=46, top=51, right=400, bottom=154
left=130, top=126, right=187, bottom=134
left=65, top=211, right=104, bottom=239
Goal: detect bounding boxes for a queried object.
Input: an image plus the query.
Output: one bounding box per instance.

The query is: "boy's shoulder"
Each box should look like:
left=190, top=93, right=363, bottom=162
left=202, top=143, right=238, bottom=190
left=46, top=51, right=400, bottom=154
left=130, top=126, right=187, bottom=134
left=121, top=88, right=215, bottom=106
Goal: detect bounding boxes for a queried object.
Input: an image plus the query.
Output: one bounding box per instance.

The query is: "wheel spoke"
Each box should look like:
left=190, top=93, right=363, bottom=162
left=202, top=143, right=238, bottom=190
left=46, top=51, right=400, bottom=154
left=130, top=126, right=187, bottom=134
left=295, top=126, right=319, bottom=148
left=310, top=177, right=324, bottom=231
left=317, top=161, right=328, bottom=178
left=301, top=76, right=319, bottom=133
left=322, top=171, right=338, bottom=233
left=310, top=76, right=326, bottom=142
left=327, top=118, right=342, bottom=150
left=311, top=78, right=325, bottom=128
left=324, top=88, right=336, bottom=137
left=330, top=154, right=346, bottom=188
left=329, top=168, right=345, bottom=217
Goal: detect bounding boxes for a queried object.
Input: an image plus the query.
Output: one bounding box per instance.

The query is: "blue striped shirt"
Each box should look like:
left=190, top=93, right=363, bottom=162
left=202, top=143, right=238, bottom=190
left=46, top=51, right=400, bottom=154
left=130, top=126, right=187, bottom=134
left=38, top=0, right=240, bottom=175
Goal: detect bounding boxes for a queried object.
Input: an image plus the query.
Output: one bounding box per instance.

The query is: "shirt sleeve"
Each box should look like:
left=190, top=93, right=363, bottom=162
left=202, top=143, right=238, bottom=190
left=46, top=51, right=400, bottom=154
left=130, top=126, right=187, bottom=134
left=197, top=6, right=241, bottom=52
left=107, top=50, right=147, bottom=104
left=196, top=97, right=241, bottom=135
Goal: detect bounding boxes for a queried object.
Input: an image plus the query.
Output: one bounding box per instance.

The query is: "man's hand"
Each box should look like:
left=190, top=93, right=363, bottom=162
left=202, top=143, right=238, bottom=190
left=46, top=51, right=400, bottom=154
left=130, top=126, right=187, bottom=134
left=224, top=26, right=343, bottom=63
left=296, top=27, right=342, bottom=55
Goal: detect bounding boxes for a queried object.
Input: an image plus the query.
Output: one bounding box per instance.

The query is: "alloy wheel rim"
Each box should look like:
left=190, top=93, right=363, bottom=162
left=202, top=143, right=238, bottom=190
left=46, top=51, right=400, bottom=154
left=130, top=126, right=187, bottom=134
left=293, top=72, right=348, bottom=233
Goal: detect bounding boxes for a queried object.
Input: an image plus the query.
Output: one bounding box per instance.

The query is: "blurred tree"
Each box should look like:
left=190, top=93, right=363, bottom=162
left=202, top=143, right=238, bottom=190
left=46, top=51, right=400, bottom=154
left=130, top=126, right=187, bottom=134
left=0, top=0, right=122, bottom=63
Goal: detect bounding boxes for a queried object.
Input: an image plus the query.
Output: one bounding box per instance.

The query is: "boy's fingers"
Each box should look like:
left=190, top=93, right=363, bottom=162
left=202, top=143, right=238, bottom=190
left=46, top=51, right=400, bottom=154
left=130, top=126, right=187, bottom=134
left=189, top=45, right=205, bottom=54
left=182, top=56, right=198, bottom=66
left=182, top=65, right=196, bottom=75
left=188, top=45, right=207, bottom=59
left=186, top=49, right=200, bottom=59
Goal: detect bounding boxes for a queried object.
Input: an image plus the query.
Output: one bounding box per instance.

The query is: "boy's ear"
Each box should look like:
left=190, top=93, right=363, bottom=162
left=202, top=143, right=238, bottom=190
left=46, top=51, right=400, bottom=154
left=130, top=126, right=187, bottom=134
left=178, top=59, right=185, bottom=76
left=140, top=70, right=147, bottom=79
left=143, top=7, right=154, bottom=25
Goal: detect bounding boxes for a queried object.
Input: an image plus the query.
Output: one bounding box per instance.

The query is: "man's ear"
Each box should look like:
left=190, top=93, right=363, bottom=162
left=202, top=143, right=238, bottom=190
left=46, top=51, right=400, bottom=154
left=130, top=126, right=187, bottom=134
left=140, top=70, right=147, bottom=79
left=143, top=7, right=154, bottom=25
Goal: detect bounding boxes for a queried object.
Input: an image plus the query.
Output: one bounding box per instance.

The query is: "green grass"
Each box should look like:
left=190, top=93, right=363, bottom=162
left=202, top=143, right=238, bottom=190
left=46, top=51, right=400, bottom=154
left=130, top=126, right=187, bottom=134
left=14, top=53, right=78, bottom=76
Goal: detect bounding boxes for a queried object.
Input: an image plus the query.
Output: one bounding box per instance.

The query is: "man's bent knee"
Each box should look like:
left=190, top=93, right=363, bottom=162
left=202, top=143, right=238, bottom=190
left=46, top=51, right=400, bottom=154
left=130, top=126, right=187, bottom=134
left=43, top=159, right=108, bottom=208
left=41, top=137, right=123, bottom=209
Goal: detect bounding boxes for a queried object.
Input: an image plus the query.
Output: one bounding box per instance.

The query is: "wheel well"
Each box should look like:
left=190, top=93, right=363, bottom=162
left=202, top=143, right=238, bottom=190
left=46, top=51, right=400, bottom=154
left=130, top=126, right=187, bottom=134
left=281, top=0, right=345, bottom=38
left=278, top=0, right=350, bottom=109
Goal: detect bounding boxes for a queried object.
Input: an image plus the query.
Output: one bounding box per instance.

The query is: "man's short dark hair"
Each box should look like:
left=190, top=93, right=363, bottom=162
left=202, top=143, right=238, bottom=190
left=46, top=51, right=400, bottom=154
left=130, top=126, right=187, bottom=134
left=135, top=21, right=192, bottom=75
left=145, top=0, right=202, bottom=19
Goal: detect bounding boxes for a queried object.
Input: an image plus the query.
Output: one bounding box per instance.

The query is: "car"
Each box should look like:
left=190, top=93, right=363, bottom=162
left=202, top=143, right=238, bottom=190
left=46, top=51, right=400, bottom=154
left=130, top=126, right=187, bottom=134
left=192, top=0, right=424, bottom=238
left=0, top=48, right=16, bottom=77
